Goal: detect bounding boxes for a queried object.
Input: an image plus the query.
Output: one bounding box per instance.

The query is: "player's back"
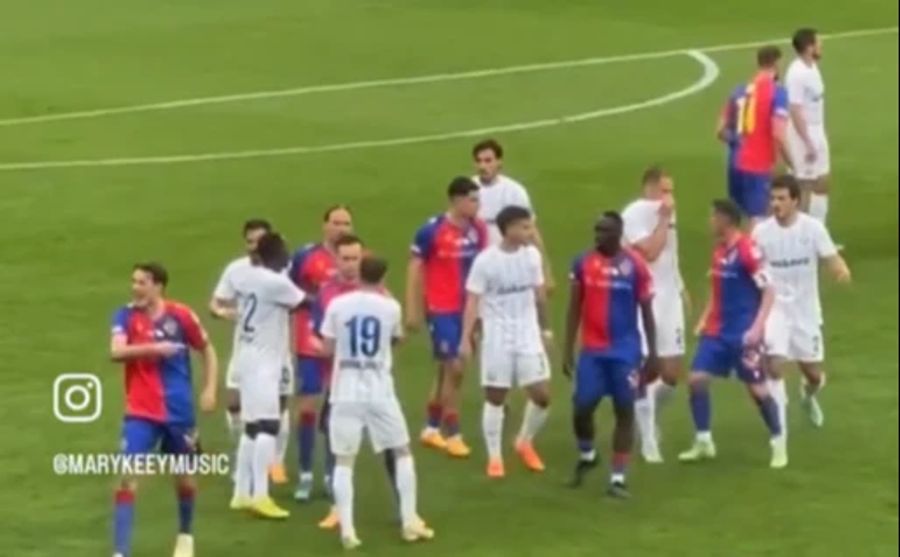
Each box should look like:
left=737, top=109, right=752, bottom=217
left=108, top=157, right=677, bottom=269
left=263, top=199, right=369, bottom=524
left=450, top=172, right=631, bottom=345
left=234, top=266, right=304, bottom=365
left=730, top=74, right=788, bottom=174
left=621, top=198, right=680, bottom=293
left=473, top=174, right=532, bottom=245
left=323, top=290, right=402, bottom=403
left=704, top=235, right=766, bottom=340
left=290, top=243, right=336, bottom=357
left=785, top=58, right=825, bottom=128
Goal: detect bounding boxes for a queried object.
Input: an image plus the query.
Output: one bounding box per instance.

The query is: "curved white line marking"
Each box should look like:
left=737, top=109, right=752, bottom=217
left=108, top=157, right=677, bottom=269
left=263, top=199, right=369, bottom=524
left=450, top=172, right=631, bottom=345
left=0, top=51, right=719, bottom=171
left=0, top=26, right=894, bottom=128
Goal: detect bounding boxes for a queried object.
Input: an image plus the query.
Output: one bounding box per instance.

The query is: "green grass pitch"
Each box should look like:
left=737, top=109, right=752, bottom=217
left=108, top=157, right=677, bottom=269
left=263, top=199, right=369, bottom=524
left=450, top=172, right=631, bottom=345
left=0, top=1, right=897, bottom=555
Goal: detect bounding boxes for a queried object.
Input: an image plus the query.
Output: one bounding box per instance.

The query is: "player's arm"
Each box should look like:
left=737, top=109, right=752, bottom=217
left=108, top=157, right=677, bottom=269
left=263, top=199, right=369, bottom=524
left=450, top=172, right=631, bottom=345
left=531, top=225, right=556, bottom=294
left=743, top=244, right=775, bottom=346
left=109, top=334, right=182, bottom=362
left=814, top=221, right=851, bottom=283
left=562, top=259, right=584, bottom=378
left=534, top=268, right=552, bottom=349
left=823, top=255, right=851, bottom=283
left=180, top=310, right=218, bottom=412
left=693, top=294, right=711, bottom=336
left=404, top=257, right=426, bottom=331
left=459, top=292, right=480, bottom=359
left=786, top=77, right=815, bottom=159
left=716, top=102, right=732, bottom=144
left=772, top=85, right=793, bottom=165
left=628, top=211, right=672, bottom=263
left=209, top=265, right=238, bottom=320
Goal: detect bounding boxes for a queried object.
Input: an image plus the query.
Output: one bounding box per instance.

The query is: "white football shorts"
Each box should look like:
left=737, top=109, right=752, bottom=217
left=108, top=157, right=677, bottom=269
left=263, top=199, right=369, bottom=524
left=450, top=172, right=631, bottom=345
left=640, top=289, right=686, bottom=358
left=765, top=307, right=825, bottom=363
left=787, top=126, right=830, bottom=181
left=328, top=398, right=410, bottom=456
left=480, top=341, right=550, bottom=389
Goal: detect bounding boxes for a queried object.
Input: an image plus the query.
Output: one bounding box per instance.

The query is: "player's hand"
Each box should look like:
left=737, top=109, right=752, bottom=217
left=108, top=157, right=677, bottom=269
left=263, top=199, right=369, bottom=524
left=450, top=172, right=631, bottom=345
left=834, top=266, right=852, bottom=284
left=458, top=337, right=474, bottom=360
left=643, top=353, right=661, bottom=379
left=658, top=197, right=674, bottom=219
left=804, top=142, right=818, bottom=163
left=562, top=356, right=574, bottom=380
left=308, top=336, right=324, bottom=356
left=199, top=386, right=216, bottom=413
left=693, top=319, right=705, bottom=337
left=155, top=341, right=185, bottom=358
left=544, top=275, right=557, bottom=297
left=405, top=313, right=424, bottom=333
left=541, top=330, right=555, bottom=353
left=742, top=325, right=764, bottom=347
left=218, top=307, right=238, bottom=321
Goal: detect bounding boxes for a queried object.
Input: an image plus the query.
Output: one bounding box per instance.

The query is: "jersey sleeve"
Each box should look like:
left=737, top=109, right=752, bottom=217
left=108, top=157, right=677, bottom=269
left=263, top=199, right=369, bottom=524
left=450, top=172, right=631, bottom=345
left=773, top=84, right=789, bottom=119
left=212, top=263, right=235, bottom=301
left=465, top=254, right=487, bottom=295
left=738, top=238, right=771, bottom=289
left=288, top=246, right=312, bottom=288
left=812, top=220, right=839, bottom=258
left=320, top=302, right=338, bottom=340
left=633, top=254, right=655, bottom=303
left=391, top=300, right=404, bottom=340
left=273, top=275, right=306, bottom=309
left=513, top=183, right=534, bottom=212
left=410, top=221, right=435, bottom=260
left=622, top=206, right=653, bottom=244
left=111, top=307, right=130, bottom=337
left=174, top=305, right=209, bottom=350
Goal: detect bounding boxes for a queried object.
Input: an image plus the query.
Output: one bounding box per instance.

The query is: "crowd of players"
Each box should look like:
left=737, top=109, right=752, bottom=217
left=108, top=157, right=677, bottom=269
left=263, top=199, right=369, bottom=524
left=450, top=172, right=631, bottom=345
left=107, top=27, right=852, bottom=557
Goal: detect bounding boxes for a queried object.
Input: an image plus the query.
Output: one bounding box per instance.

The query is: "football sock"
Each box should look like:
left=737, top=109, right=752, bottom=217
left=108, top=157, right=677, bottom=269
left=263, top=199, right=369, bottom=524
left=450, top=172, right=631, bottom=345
left=768, top=378, right=789, bottom=439
left=517, top=401, right=548, bottom=443
left=443, top=410, right=460, bottom=437
left=113, top=489, right=135, bottom=556
left=333, top=465, right=355, bottom=538
left=394, top=454, right=418, bottom=527
left=809, top=193, right=829, bottom=223
left=634, top=396, right=656, bottom=445
left=689, top=383, right=712, bottom=433
left=176, top=485, right=195, bottom=534
left=253, top=433, right=275, bottom=500
left=482, top=402, right=505, bottom=460
left=275, top=409, right=290, bottom=465
left=235, top=434, right=254, bottom=499
left=298, top=411, right=317, bottom=474
left=577, top=439, right=596, bottom=462
left=611, top=452, right=630, bottom=484
left=426, top=401, right=443, bottom=430
left=755, top=395, right=783, bottom=437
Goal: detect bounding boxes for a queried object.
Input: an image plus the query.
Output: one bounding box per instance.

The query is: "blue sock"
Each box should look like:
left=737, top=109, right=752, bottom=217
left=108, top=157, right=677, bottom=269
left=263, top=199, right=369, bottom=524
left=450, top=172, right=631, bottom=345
left=689, top=384, right=712, bottom=432
left=756, top=395, right=782, bottom=436
left=177, top=486, right=195, bottom=534
left=576, top=438, right=595, bottom=460
left=383, top=449, right=398, bottom=497
left=113, top=489, right=135, bottom=555
left=323, top=433, right=336, bottom=479
left=298, top=411, right=316, bottom=474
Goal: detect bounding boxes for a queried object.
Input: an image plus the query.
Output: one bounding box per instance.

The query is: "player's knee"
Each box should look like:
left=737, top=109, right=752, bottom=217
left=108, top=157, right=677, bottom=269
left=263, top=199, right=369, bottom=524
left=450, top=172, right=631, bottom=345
left=746, top=382, right=769, bottom=401
left=244, top=421, right=260, bottom=439
left=484, top=388, right=507, bottom=406
left=391, top=446, right=411, bottom=458
left=688, top=373, right=709, bottom=390
left=335, top=454, right=356, bottom=467
left=118, top=478, right=138, bottom=493
left=297, top=395, right=317, bottom=412
left=226, top=392, right=240, bottom=414
left=613, top=402, right=635, bottom=423
left=572, top=406, right=595, bottom=437
left=529, top=388, right=551, bottom=408
left=175, top=475, right=196, bottom=492
left=258, top=419, right=280, bottom=436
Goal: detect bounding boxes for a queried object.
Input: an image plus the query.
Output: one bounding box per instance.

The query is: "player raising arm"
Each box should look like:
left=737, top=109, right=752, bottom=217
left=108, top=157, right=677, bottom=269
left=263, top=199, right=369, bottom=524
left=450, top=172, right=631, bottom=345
left=563, top=212, right=657, bottom=498
left=459, top=206, right=552, bottom=479
left=755, top=175, right=851, bottom=436
left=110, top=262, right=217, bottom=557
left=322, top=256, right=434, bottom=549
left=679, top=200, right=785, bottom=469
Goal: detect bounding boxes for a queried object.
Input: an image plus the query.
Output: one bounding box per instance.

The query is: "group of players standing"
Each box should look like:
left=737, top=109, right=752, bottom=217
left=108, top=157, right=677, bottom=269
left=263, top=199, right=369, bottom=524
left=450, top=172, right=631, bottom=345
left=107, top=27, right=852, bottom=557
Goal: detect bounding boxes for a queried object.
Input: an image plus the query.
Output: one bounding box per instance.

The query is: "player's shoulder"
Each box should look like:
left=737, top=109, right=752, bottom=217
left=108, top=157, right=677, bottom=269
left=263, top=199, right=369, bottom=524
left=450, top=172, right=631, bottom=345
left=786, top=58, right=810, bottom=77
left=499, top=173, right=527, bottom=190
left=164, top=300, right=202, bottom=324
left=224, top=255, right=251, bottom=273
left=622, top=197, right=656, bottom=219
left=752, top=217, right=777, bottom=237
left=796, top=213, right=829, bottom=233
left=292, top=242, right=322, bottom=261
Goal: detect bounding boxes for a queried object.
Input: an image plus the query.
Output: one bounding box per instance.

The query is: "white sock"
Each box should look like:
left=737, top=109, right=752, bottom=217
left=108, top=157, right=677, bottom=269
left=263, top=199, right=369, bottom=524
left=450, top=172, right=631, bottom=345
left=634, top=396, right=656, bottom=445
left=333, top=465, right=355, bottom=538
left=275, top=410, right=290, bottom=465
left=234, top=433, right=254, bottom=499
left=394, top=454, right=417, bottom=527
left=252, top=433, right=275, bottom=500
left=809, top=193, right=829, bottom=223
left=768, top=378, right=789, bottom=439
left=481, top=402, right=505, bottom=460
left=654, top=380, right=676, bottom=408
left=516, top=401, right=549, bottom=443
left=696, top=431, right=713, bottom=444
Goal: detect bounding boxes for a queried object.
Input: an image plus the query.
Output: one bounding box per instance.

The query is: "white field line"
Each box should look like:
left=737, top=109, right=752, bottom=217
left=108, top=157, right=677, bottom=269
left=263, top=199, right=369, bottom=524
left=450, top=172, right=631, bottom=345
left=0, top=25, right=894, bottom=128
left=0, top=51, right=719, bottom=171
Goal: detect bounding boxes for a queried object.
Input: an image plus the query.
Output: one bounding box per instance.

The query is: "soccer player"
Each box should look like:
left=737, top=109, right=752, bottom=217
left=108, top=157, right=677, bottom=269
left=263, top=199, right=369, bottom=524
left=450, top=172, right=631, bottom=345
left=679, top=200, right=786, bottom=469
left=289, top=205, right=352, bottom=500
left=471, top=139, right=554, bottom=290
left=406, top=177, right=488, bottom=458
left=210, top=219, right=292, bottom=484
left=322, top=256, right=434, bottom=549
left=110, top=262, right=218, bottom=557
left=754, top=175, right=851, bottom=435
left=622, top=166, right=687, bottom=463
left=717, top=46, right=789, bottom=228
left=459, top=206, right=552, bottom=479
left=785, top=28, right=832, bottom=224
left=563, top=212, right=657, bottom=498
left=230, top=233, right=307, bottom=519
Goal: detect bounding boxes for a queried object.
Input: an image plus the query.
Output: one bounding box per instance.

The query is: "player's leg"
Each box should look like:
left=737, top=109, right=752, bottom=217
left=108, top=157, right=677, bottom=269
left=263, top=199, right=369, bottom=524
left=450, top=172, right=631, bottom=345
left=764, top=308, right=792, bottom=439
left=739, top=348, right=786, bottom=468
left=679, top=337, right=728, bottom=461
left=480, top=343, right=512, bottom=477
left=420, top=363, right=447, bottom=449
left=245, top=367, right=290, bottom=517
left=224, top=363, right=242, bottom=482
left=329, top=402, right=364, bottom=548
left=807, top=133, right=832, bottom=224
left=515, top=352, right=551, bottom=472
left=746, top=172, right=772, bottom=231
left=162, top=426, right=200, bottom=557
left=795, top=326, right=826, bottom=427
left=569, top=352, right=605, bottom=488
left=294, top=356, right=323, bottom=501
left=112, top=417, right=158, bottom=557
left=607, top=361, right=640, bottom=498
left=270, top=363, right=293, bottom=485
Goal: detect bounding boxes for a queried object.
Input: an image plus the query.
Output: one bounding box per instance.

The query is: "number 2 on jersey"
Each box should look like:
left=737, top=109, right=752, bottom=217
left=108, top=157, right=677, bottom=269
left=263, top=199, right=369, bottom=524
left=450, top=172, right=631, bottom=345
left=735, top=84, right=757, bottom=135
left=242, top=293, right=258, bottom=333
left=345, top=315, right=381, bottom=357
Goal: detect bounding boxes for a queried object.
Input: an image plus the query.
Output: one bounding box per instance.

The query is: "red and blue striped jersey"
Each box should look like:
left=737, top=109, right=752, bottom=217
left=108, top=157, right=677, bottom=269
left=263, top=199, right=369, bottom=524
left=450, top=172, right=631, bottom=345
left=703, top=235, right=769, bottom=340
left=111, top=301, right=208, bottom=426
left=570, top=249, right=653, bottom=361
left=411, top=214, right=488, bottom=314
left=289, top=243, right=337, bottom=356
left=723, top=72, right=788, bottom=174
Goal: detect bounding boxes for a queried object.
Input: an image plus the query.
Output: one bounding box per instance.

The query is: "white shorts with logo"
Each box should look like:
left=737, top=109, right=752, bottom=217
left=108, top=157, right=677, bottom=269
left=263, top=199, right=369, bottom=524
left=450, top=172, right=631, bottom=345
left=328, top=398, right=410, bottom=455
left=787, top=125, right=830, bottom=180
left=480, top=339, right=550, bottom=389
left=765, top=307, right=825, bottom=363
left=227, top=352, right=293, bottom=396
left=640, top=289, right=686, bottom=358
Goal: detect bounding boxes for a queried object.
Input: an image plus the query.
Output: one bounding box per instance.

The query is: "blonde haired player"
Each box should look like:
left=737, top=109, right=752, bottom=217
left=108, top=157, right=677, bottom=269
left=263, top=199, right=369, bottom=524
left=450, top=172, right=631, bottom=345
left=460, top=205, right=552, bottom=478
left=754, top=175, right=850, bottom=436
left=321, top=256, right=433, bottom=549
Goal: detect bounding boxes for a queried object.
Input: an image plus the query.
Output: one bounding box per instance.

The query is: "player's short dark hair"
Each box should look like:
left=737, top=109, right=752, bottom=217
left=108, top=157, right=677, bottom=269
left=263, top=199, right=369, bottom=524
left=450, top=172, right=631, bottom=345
left=496, top=205, right=532, bottom=236
left=447, top=176, right=479, bottom=199
left=472, top=139, right=504, bottom=159
left=712, top=199, right=743, bottom=226
left=641, top=165, right=667, bottom=186
left=772, top=174, right=801, bottom=200
left=134, top=262, right=169, bottom=288
left=792, top=28, right=818, bottom=54
left=323, top=204, right=352, bottom=222
left=757, top=45, right=782, bottom=68
left=335, top=233, right=363, bottom=251
left=360, top=255, right=388, bottom=285
left=256, top=233, right=289, bottom=270
left=601, top=210, right=624, bottom=227
left=243, top=218, right=272, bottom=236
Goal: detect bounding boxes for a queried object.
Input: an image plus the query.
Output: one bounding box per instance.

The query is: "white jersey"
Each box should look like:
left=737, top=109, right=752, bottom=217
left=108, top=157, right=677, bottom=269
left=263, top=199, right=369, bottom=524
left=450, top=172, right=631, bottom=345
left=621, top=198, right=683, bottom=294
left=752, top=214, right=837, bottom=327
left=232, top=266, right=305, bottom=366
left=321, top=290, right=403, bottom=404
left=466, top=244, right=544, bottom=353
left=473, top=174, right=534, bottom=245
left=212, top=256, right=252, bottom=354
left=786, top=58, right=826, bottom=129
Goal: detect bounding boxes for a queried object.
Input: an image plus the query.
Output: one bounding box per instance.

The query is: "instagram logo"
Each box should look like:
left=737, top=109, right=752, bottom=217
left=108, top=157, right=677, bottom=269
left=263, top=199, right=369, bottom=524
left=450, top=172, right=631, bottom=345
left=53, top=373, right=103, bottom=423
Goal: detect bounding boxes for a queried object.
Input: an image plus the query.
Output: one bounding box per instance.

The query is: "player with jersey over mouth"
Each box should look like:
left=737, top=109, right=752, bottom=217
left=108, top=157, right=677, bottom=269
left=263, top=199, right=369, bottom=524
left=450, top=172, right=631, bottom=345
left=322, top=255, right=434, bottom=549
left=679, top=200, right=786, bottom=469
left=229, top=233, right=307, bottom=519
left=754, top=175, right=851, bottom=436
left=460, top=205, right=553, bottom=479
left=110, top=262, right=218, bottom=557
left=563, top=212, right=658, bottom=499
left=406, top=177, right=488, bottom=458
